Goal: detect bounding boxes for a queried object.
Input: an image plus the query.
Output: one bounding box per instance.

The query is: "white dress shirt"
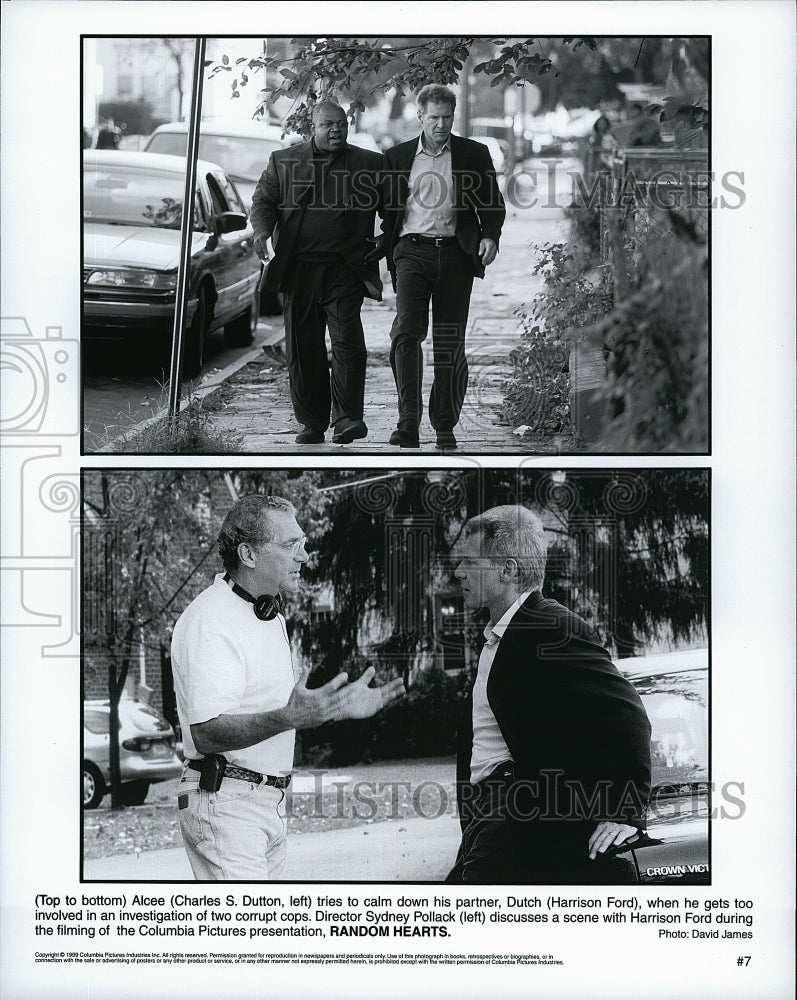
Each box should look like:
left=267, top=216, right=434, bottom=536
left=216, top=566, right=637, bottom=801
left=399, top=135, right=456, bottom=237
left=470, top=590, right=533, bottom=783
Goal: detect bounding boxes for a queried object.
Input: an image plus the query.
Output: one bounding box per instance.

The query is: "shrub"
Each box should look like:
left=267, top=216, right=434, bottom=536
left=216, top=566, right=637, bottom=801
left=503, top=242, right=612, bottom=434
left=600, top=237, right=708, bottom=451
left=299, top=664, right=471, bottom=767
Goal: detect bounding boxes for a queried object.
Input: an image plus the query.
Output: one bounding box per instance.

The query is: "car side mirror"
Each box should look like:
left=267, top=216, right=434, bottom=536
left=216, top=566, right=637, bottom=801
left=214, top=211, right=247, bottom=236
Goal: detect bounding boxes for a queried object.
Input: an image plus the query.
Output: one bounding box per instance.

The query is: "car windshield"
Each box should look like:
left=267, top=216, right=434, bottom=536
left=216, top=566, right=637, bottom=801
left=125, top=701, right=170, bottom=732
left=146, top=133, right=282, bottom=182
left=83, top=164, right=201, bottom=229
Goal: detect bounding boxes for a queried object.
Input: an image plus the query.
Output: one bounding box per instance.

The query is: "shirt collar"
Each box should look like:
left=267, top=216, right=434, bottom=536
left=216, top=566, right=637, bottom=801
left=416, top=134, right=451, bottom=157
left=311, top=137, right=345, bottom=161
left=484, top=590, right=534, bottom=646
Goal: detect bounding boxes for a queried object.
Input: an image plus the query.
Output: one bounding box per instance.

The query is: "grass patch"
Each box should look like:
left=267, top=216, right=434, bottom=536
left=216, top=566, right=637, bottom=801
left=83, top=757, right=457, bottom=860
left=86, top=384, right=244, bottom=454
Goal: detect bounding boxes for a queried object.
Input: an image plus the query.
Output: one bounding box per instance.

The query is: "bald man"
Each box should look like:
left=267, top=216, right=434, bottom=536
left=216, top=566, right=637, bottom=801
left=251, top=101, right=383, bottom=446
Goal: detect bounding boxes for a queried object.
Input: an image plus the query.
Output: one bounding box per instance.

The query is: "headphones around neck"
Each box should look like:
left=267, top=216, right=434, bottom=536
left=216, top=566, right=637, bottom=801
left=224, top=573, right=284, bottom=621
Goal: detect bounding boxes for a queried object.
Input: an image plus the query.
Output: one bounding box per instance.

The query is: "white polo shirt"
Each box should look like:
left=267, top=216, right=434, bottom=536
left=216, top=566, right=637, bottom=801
left=470, top=591, right=532, bottom=783
left=171, top=573, right=297, bottom=774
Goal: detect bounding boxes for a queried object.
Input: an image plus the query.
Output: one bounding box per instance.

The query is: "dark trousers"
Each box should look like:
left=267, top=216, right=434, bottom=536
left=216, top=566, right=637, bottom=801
left=282, top=259, right=366, bottom=431
left=446, top=766, right=639, bottom=885
left=389, top=238, right=474, bottom=431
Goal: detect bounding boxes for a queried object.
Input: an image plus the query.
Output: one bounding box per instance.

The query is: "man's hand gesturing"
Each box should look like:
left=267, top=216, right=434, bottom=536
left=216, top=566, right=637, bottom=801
left=335, top=665, right=405, bottom=719
left=283, top=666, right=405, bottom=730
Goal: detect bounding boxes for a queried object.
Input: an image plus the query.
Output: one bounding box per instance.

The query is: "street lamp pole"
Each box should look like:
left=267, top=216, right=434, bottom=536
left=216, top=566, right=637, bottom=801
left=167, top=36, right=206, bottom=421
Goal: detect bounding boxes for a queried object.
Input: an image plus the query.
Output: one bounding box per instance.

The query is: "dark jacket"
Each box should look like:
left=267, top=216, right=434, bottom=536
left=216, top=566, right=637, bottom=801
left=456, top=591, right=652, bottom=871
left=250, top=140, right=383, bottom=299
left=381, top=133, right=505, bottom=285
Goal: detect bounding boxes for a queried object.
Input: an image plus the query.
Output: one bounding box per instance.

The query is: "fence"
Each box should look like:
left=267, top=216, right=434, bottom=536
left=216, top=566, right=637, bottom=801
left=600, top=147, right=709, bottom=300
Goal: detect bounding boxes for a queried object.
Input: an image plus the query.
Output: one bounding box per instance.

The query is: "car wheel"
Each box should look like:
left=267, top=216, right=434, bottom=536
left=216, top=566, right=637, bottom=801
left=224, top=285, right=258, bottom=348
left=83, top=761, right=105, bottom=809
left=119, top=780, right=151, bottom=807
left=183, top=285, right=208, bottom=379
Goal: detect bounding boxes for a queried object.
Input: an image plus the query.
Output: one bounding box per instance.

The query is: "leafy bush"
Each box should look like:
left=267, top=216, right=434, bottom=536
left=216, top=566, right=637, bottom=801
left=600, top=236, right=708, bottom=451
left=299, top=664, right=472, bottom=767
left=503, top=242, right=612, bottom=434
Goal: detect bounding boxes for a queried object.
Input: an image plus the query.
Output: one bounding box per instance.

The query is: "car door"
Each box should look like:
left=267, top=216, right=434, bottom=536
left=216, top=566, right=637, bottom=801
left=205, top=170, right=256, bottom=324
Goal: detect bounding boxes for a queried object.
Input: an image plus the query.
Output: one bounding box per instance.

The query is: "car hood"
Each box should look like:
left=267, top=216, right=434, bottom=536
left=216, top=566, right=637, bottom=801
left=630, top=811, right=710, bottom=883
left=84, top=223, right=207, bottom=271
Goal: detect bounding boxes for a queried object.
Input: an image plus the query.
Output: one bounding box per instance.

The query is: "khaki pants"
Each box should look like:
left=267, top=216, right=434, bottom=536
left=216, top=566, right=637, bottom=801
left=178, top=769, right=287, bottom=880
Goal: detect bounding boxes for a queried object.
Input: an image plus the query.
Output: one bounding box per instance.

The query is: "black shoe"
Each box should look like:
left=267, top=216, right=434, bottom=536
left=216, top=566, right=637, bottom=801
left=295, top=426, right=324, bottom=444
left=389, top=427, right=420, bottom=448
left=332, top=418, right=368, bottom=445
left=435, top=430, right=458, bottom=450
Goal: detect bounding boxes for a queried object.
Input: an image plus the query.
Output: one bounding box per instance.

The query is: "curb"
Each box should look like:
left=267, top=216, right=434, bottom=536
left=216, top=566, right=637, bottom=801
left=97, top=330, right=284, bottom=452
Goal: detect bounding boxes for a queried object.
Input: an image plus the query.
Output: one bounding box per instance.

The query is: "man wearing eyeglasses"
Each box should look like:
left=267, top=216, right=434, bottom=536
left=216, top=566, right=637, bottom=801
left=251, top=100, right=383, bottom=446
left=171, top=494, right=404, bottom=880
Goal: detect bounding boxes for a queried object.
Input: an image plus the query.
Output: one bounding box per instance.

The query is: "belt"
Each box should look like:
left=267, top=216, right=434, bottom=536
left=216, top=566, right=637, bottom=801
left=402, top=233, right=457, bottom=246
left=186, top=759, right=291, bottom=789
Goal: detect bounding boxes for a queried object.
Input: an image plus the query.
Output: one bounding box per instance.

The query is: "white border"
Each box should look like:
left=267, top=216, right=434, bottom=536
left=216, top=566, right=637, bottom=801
left=2, top=3, right=795, bottom=998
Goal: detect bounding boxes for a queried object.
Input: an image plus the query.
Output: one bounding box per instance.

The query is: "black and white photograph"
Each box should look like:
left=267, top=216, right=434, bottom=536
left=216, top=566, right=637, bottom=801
left=1, top=3, right=795, bottom=999
left=81, top=34, right=710, bottom=455
left=82, top=467, right=710, bottom=885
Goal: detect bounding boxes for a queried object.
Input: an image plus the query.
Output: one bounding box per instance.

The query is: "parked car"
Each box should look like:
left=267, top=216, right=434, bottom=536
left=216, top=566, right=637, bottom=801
left=83, top=149, right=261, bottom=375
left=83, top=697, right=182, bottom=808
left=145, top=122, right=288, bottom=316
left=144, top=120, right=286, bottom=209
left=614, top=648, right=710, bottom=884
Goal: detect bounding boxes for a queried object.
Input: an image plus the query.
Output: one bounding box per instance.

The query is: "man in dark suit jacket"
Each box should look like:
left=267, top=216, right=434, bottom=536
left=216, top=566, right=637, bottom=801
left=446, top=505, right=652, bottom=884
left=250, top=101, right=382, bottom=445
left=380, top=85, right=505, bottom=450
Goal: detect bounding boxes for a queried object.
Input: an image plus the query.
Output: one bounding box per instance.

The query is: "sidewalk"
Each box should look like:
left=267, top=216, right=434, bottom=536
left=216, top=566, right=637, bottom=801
left=201, top=201, right=569, bottom=454
left=83, top=813, right=460, bottom=883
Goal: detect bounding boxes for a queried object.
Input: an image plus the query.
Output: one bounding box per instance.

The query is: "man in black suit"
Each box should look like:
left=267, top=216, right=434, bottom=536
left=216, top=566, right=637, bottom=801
left=250, top=101, right=382, bottom=445
left=447, top=505, right=652, bottom=884
left=380, top=85, right=505, bottom=450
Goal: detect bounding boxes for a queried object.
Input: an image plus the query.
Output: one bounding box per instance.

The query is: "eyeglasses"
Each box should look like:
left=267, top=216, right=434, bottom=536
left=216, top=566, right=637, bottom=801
left=269, top=535, right=307, bottom=557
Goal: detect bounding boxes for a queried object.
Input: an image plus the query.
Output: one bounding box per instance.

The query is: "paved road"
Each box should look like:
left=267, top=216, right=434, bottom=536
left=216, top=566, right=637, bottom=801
left=82, top=317, right=285, bottom=450
left=84, top=813, right=461, bottom=883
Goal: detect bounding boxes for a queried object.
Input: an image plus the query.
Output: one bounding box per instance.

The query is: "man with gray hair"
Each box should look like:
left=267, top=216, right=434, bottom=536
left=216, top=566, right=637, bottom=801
left=379, top=84, right=505, bottom=450
left=251, top=100, right=383, bottom=445
left=171, top=494, right=404, bottom=880
left=448, top=505, right=651, bottom=884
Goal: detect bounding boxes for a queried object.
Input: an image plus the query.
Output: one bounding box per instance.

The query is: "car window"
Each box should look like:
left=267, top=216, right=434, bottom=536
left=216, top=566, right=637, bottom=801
left=145, top=133, right=281, bottom=182
left=84, top=164, right=203, bottom=230
left=213, top=171, right=245, bottom=214
left=84, top=709, right=109, bottom=734
left=205, top=173, right=229, bottom=215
